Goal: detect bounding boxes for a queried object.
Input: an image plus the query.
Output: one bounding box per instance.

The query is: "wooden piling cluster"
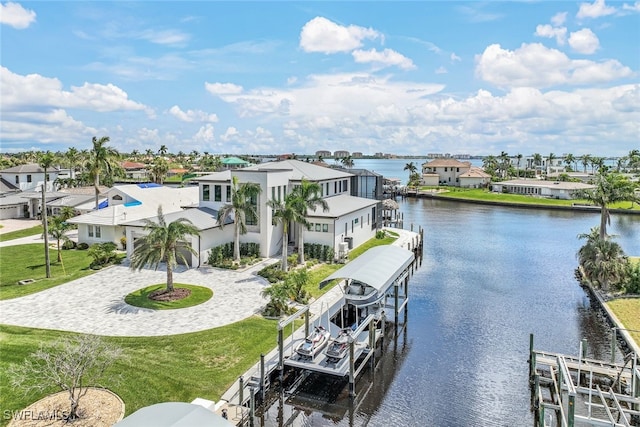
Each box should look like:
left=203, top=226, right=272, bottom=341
left=529, top=333, right=640, bottom=427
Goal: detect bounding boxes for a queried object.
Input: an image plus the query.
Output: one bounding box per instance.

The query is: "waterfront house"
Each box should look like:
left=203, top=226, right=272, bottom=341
left=491, top=179, right=594, bottom=199
left=121, top=161, right=148, bottom=181
left=421, top=158, right=472, bottom=186
left=0, top=163, right=59, bottom=192
left=68, top=184, right=199, bottom=249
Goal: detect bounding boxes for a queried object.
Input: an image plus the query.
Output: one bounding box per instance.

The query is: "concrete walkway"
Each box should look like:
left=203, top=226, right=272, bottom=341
left=0, top=227, right=420, bottom=337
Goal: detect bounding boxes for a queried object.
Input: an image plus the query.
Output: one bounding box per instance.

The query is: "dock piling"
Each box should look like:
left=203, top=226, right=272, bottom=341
left=611, top=327, right=617, bottom=363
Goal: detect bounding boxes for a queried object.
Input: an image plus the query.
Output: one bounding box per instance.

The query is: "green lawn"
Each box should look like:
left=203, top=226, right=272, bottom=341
left=124, top=284, right=213, bottom=309
left=0, top=244, right=100, bottom=300
left=419, top=188, right=640, bottom=210
left=607, top=298, right=640, bottom=350
left=0, top=225, right=43, bottom=242
left=0, top=318, right=284, bottom=426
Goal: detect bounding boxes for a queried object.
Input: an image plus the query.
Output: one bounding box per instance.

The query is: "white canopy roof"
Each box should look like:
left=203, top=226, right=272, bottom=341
left=319, top=245, right=414, bottom=293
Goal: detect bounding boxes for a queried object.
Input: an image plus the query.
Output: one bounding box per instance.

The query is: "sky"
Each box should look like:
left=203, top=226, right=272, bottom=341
left=1, top=1, right=639, bottom=157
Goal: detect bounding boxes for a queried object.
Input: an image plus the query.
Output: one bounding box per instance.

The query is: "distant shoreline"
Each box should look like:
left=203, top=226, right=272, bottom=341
left=404, top=190, right=640, bottom=215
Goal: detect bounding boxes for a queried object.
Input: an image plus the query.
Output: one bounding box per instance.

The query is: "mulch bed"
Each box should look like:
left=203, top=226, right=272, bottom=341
left=149, top=288, right=191, bottom=302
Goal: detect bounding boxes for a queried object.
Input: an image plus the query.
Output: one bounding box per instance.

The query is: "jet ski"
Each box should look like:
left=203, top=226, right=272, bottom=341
left=325, top=328, right=352, bottom=361
left=296, top=326, right=330, bottom=359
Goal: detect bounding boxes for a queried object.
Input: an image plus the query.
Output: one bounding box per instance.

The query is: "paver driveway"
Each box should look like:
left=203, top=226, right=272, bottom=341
left=0, top=260, right=272, bottom=336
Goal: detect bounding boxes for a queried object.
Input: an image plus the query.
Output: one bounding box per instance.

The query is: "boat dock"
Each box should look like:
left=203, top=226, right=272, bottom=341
left=528, top=334, right=640, bottom=427
left=219, top=227, right=423, bottom=424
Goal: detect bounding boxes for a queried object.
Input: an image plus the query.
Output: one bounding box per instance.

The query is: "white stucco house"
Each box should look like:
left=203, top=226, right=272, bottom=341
left=68, top=184, right=199, bottom=249
left=421, top=158, right=489, bottom=187
left=0, top=163, right=59, bottom=192
left=491, top=179, right=595, bottom=199
left=122, top=160, right=381, bottom=267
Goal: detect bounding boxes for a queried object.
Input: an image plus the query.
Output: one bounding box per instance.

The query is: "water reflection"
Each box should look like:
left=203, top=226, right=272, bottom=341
left=256, top=199, right=639, bottom=427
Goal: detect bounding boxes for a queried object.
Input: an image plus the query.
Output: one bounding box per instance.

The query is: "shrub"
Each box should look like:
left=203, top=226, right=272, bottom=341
left=623, top=262, right=640, bottom=294
left=61, top=240, right=76, bottom=250
left=77, top=242, right=89, bottom=250
left=207, top=242, right=261, bottom=269
left=257, top=263, right=288, bottom=283
left=376, top=230, right=387, bottom=239
left=88, top=242, right=118, bottom=269
left=287, top=253, right=298, bottom=267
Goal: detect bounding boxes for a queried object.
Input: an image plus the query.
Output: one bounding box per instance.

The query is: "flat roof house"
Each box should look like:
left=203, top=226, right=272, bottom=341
left=491, top=179, right=595, bottom=200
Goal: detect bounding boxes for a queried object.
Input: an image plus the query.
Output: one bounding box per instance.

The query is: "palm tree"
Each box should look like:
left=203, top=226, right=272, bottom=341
left=267, top=195, right=300, bottom=272
left=150, top=157, right=169, bottom=184
left=158, top=144, right=168, bottom=157
left=87, top=137, right=119, bottom=209
left=627, top=149, right=640, bottom=172
left=290, top=179, right=329, bottom=265
left=48, top=215, right=72, bottom=262
left=341, top=155, right=354, bottom=168
left=590, top=156, right=605, bottom=173
left=217, top=176, right=262, bottom=262
left=564, top=153, right=575, bottom=172
left=38, top=151, right=55, bottom=278
left=578, top=229, right=628, bottom=292
left=65, top=147, right=80, bottom=179
left=533, top=153, right=543, bottom=176
left=547, top=152, right=556, bottom=177
left=516, top=154, right=522, bottom=178
left=130, top=206, right=200, bottom=292
left=580, top=154, right=591, bottom=173
left=577, top=171, right=636, bottom=240
left=482, top=155, right=498, bottom=177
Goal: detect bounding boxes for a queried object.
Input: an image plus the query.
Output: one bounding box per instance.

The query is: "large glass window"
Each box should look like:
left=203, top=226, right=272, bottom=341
left=226, top=186, right=231, bottom=202
left=88, top=226, right=94, bottom=237
left=214, top=185, right=222, bottom=202
left=203, top=185, right=210, bottom=201
left=322, top=224, right=329, bottom=232
left=343, top=179, right=348, bottom=192
left=95, top=226, right=101, bottom=238
left=27, top=175, right=32, bottom=183
left=315, top=223, right=321, bottom=232
left=246, top=194, right=258, bottom=225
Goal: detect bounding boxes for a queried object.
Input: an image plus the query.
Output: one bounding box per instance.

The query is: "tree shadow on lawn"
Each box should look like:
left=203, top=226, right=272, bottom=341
left=105, top=297, right=155, bottom=314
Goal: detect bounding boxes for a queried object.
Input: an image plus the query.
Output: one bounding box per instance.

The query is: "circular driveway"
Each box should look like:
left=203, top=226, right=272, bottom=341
left=0, top=261, right=271, bottom=337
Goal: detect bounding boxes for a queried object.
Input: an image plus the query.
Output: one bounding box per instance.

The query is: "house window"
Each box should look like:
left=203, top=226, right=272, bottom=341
left=360, top=216, right=363, bottom=228
left=88, top=226, right=94, bottom=237
left=320, top=184, right=324, bottom=196
left=343, top=179, right=348, bottom=192
left=46, top=174, right=50, bottom=182
left=315, top=223, right=321, bottom=232
left=444, top=168, right=447, bottom=172
left=345, top=222, right=348, bottom=235
left=457, top=168, right=460, bottom=172
left=226, top=186, right=231, bottom=202
left=14, top=175, right=18, bottom=184
left=27, top=175, right=32, bottom=183
left=322, top=224, right=328, bottom=232
left=355, top=217, right=359, bottom=224
left=277, top=186, right=281, bottom=202
left=326, top=183, right=329, bottom=195
left=95, top=226, right=101, bottom=238
left=351, top=220, right=354, bottom=233
left=214, top=185, right=222, bottom=202
left=203, top=185, right=210, bottom=201
left=246, top=194, right=258, bottom=225
left=112, top=195, right=123, bottom=201
left=334, top=182, right=337, bottom=193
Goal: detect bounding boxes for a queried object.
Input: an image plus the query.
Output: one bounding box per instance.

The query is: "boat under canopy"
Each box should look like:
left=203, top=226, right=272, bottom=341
left=319, top=245, right=414, bottom=298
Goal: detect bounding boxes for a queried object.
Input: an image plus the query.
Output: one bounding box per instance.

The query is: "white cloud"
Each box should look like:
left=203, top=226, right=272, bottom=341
left=1, top=67, right=151, bottom=114
left=299, top=16, right=381, bottom=54
left=450, top=53, right=461, bottom=62
left=622, top=1, right=640, bottom=11
left=568, top=28, right=600, bottom=54
left=193, top=124, right=215, bottom=143
left=577, top=0, right=616, bottom=19
left=220, top=126, right=239, bottom=141
left=168, top=105, right=218, bottom=122
left=352, top=48, right=416, bottom=70
left=535, top=24, right=567, bottom=45
left=0, top=2, right=36, bottom=29
left=139, top=29, right=190, bottom=46
left=475, top=43, right=631, bottom=88
left=205, top=82, right=244, bottom=95
left=435, top=66, right=448, bottom=74
left=551, top=12, right=568, bottom=26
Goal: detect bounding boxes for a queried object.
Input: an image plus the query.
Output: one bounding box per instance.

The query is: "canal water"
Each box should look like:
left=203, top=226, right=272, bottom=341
left=258, top=161, right=640, bottom=427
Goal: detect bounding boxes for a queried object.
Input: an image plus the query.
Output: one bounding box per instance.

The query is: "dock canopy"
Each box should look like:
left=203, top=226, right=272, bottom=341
left=319, top=245, right=414, bottom=293
left=114, top=402, right=234, bottom=427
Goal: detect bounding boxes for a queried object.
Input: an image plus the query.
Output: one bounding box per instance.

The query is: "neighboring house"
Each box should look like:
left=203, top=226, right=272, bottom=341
left=121, top=161, right=148, bottom=180
left=221, top=157, right=250, bottom=169
left=0, top=193, right=29, bottom=219
left=491, top=179, right=595, bottom=200
left=0, top=163, right=59, bottom=192
left=458, top=167, right=492, bottom=188
left=333, top=167, right=383, bottom=200
left=68, top=184, right=199, bottom=248
left=421, top=159, right=472, bottom=186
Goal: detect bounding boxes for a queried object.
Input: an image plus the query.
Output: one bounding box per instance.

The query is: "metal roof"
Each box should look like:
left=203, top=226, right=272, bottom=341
left=319, top=245, right=414, bottom=293
left=123, top=206, right=229, bottom=230
left=113, top=402, right=234, bottom=427
left=307, top=194, right=378, bottom=218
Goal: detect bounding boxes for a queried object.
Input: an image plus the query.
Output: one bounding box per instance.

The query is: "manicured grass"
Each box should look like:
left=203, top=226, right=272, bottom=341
left=124, top=284, right=213, bottom=310
left=0, top=244, right=98, bottom=300
left=0, top=225, right=43, bottom=242
left=607, top=298, right=640, bottom=349
left=304, top=234, right=398, bottom=298
left=0, top=318, right=286, bottom=426
left=419, top=188, right=640, bottom=210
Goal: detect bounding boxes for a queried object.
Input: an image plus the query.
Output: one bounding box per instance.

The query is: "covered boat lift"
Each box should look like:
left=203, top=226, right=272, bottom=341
left=277, top=245, right=415, bottom=396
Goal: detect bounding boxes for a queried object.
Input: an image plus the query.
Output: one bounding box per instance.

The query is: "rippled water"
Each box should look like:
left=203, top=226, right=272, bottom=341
left=258, top=197, right=640, bottom=427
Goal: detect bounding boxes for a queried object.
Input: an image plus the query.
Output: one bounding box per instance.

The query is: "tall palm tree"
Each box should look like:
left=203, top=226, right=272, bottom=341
left=547, top=152, right=556, bottom=177
left=87, top=136, right=119, bottom=209
left=532, top=153, right=542, bottom=176
left=290, top=179, right=329, bottom=265
left=267, top=195, right=300, bottom=272
left=577, top=171, right=636, bottom=240
left=48, top=215, right=72, bottom=263
left=580, top=154, right=591, bottom=173
left=564, top=153, right=575, bottom=172
left=158, top=144, right=168, bottom=157
left=482, top=155, right=498, bottom=177
left=65, top=147, right=80, bottom=179
left=590, top=156, right=605, bottom=173
left=38, top=151, right=55, bottom=278
left=217, top=176, right=262, bottom=262
left=341, top=155, right=354, bottom=168
left=516, top=154, right=522, bottom=178
left=130, top=206, right=200, bottom=292
left=150, top=157, right=169, bottom=184
left=578, top=230, right=628, bottom=292
left=627, top=149, right=640, bottom=172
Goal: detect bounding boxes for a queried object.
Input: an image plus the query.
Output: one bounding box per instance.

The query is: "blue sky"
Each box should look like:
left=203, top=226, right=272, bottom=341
left=1, top=1, right=638, bottom=157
